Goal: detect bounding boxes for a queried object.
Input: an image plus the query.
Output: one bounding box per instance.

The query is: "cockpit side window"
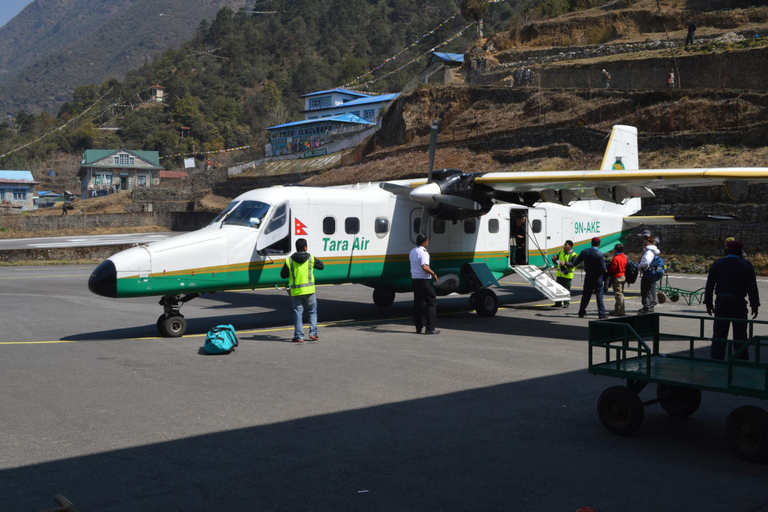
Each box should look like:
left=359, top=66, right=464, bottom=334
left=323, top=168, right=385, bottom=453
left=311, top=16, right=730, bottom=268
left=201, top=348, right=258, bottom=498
left=264, top=203, right=288, bottom=234
left=222, top=200, right=271, bottom=228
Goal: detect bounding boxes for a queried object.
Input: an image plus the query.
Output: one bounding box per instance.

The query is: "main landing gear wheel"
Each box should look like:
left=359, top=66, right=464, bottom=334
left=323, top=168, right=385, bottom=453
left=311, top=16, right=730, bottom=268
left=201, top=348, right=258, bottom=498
left=657, top=384, right=702, bottom=417
left=157, top=314, right=187, bottom=338
left=597, top=386, right=645, bottom=436
left=726, top=405, right=768, bottom=463
left=473, top=289, right=499, bottom=317
left=372, top=288, right=396, bottom=307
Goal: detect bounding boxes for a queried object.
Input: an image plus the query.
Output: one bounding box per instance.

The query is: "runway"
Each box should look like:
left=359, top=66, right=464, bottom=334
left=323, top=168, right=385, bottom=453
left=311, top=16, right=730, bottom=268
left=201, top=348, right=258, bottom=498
left=1, top=265, right=767, bottom=511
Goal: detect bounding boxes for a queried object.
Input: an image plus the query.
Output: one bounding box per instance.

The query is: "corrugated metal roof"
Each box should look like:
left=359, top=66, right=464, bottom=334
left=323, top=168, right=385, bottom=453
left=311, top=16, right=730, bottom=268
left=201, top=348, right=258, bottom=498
left=341, top=93, right=400, bottom=107
left=301, top=88, right=371, bottom=98
left=0, top=170, right=38, bottom=184
left=267, top=113, right=376, bottom=130
left=81, top=149, right=162, bottom=169
left=432, top=52, right=465, bottom=63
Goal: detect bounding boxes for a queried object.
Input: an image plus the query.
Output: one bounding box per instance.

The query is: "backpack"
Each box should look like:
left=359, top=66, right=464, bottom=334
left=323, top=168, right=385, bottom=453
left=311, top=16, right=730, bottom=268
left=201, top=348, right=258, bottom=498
left=204, top=324, right=239, bottom=354
left=645, top=255, right=666, bottom=282
left=625, top=259, right=639, bottom=285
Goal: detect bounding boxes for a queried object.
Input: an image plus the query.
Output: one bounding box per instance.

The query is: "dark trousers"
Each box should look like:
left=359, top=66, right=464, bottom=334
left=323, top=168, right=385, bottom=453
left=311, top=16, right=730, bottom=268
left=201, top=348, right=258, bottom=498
left=579, top=275, right=606, bottom=318
left=640, top=275, right=656, bottom=310
left=412, top=279, right=437, bottom=331
left=555, top=276, right=572, bottom=306
left=711, top=299, right=749, bottom=360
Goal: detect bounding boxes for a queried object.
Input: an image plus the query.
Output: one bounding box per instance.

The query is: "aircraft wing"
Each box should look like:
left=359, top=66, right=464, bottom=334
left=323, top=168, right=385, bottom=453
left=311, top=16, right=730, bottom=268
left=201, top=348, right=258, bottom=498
left=401, top=168, right=768, bottom=204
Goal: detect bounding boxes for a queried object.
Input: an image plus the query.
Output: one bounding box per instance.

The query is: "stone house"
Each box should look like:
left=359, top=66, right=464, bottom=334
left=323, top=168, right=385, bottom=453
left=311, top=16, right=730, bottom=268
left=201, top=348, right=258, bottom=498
left=0, top=170, right=38, bottom=211
left=78, top=149, right=164, bottom=198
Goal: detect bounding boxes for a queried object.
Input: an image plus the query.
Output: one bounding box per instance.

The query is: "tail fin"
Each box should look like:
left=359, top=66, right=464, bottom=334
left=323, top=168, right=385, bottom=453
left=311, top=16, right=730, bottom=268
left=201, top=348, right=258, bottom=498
left=600, top=125, right=638, bottom=171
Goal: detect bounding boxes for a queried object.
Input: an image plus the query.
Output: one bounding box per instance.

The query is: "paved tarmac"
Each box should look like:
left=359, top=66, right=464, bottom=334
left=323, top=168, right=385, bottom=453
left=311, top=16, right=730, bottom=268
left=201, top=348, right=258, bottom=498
left=1, top=266, right=768, bottom=511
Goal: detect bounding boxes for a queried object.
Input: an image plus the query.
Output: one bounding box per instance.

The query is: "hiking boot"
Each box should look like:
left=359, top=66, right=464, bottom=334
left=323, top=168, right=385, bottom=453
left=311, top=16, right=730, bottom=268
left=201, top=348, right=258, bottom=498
left=292, top=338, right=304, bottom=343
left=424, top=329, right=440, bottom=335
left=637, top=308, right=649, bottom=314
left=309, top=335, right=319, bottom=341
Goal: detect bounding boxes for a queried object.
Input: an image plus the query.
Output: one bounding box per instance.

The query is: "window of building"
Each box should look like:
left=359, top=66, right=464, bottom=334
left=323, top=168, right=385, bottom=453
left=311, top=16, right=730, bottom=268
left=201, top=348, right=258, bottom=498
left=363, top=109, right=376, bottom=122
left=113, top=153, right=135, bottom=166
left=464, top=219, right=477, bottom=234
left=309, top=96, right=331, bottom=110
left=433, top=218, right=446, bottom=234
left=12, top=190, right=27, bottom=200
left=323, top=217, right=336, bottom=235
left=488, top=219, right=499, bottom=233
left=374, top=217, right=389, bottom=238
left=345, top=217, right=360, bottom=234
left=137, top=175, right=147, bottom=188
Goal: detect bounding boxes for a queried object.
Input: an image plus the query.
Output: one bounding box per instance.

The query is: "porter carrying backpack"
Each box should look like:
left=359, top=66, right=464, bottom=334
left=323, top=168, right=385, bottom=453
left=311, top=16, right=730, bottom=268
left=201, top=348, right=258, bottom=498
left=645, top=255, right=666, bottom=282
left=204, top=324, right=239, bottom=354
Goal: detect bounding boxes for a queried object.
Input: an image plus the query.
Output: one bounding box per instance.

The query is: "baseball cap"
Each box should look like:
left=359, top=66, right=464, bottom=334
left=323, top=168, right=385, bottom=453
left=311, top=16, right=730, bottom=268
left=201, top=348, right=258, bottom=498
left=637, top=229, right=651, bottom=237
left=726, top=240, right=743, bottom=252
left=591, top=237, right=601, bottom=245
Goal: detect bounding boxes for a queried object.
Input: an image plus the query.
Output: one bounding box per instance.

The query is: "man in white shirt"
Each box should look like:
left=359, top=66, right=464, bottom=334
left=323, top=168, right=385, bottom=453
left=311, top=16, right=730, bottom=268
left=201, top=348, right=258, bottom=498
left=409, top=234, right=439, bottom=335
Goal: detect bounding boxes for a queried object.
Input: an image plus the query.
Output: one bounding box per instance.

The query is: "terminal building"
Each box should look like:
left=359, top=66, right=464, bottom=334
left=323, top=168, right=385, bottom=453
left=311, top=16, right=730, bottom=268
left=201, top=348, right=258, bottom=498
left=265, top=88, right=400, bottom=158
left=78, top=149, right=164, bottom=198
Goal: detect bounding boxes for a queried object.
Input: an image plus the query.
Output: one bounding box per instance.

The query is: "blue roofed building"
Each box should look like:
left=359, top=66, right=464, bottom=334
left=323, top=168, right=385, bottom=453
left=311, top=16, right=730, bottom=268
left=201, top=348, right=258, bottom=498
left=265, top=89, right=400, bottom=158
left=415, top=52, right=466, bottom=85
left=0, top=170, right=38, bottom=211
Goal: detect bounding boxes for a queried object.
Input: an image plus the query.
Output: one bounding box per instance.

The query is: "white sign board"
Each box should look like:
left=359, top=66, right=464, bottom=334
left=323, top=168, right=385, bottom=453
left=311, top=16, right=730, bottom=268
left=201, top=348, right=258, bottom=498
left=184, top=158, right=196, bottom=169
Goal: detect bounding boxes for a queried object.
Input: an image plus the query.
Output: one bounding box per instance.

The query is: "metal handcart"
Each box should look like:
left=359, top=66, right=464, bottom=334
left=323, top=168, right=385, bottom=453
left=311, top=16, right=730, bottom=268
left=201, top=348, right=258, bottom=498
left=655, top=274, right=705, bottom=305
left=588, top=313, right=768, bottom=462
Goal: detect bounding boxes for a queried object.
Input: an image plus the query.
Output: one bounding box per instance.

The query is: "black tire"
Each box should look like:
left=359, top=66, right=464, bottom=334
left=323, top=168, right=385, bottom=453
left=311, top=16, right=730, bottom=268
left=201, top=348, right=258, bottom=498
left=161, top=315, right=187, bottom=338
left=656, top=384, right=702, bottom=417
left=657, top=292, right=667, bottom=304
left=156, top=314, right=167, bottom=335
left=372, top=288, right=396, bottom=307
left=727, top=405, right=768, bottom=463
left=474, top=289, right=499, bottom=317
left=597, top=386, right=645, bottom=436
left=670, top=294, right=680, bottom=302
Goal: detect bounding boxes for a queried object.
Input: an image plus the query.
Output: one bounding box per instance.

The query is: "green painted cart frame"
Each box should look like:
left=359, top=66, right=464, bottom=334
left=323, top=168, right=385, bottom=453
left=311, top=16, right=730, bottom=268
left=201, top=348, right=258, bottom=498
left=588, top=313, right=768, bottom=462
left=655, top=274, right=705, bottom=306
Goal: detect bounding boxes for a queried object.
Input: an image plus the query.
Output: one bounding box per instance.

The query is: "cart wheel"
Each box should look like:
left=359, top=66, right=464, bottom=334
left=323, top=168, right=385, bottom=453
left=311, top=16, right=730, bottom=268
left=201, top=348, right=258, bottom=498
left=597, top=386, right=645, bottom=436
left=656, top=384, right=702, bottom=417
left=727, top=406, right=768, bottom=463
left=670, top=294, right=680, bottom=302
left=657, top=292, right=667, bottom=304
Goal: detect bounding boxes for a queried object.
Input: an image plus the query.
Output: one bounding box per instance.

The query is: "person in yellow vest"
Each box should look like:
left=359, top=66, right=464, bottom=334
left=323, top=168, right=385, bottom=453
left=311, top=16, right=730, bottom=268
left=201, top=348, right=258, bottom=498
left=552, top=240, right=577, bottom=308
left=280, top=238, right=324, bottom=343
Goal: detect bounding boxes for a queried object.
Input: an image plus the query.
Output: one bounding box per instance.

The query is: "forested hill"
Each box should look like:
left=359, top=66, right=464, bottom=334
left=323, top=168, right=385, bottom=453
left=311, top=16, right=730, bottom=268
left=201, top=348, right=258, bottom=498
left=0, top=1, right=514, bottom=169
left=0, top=0, right=233, bottom=114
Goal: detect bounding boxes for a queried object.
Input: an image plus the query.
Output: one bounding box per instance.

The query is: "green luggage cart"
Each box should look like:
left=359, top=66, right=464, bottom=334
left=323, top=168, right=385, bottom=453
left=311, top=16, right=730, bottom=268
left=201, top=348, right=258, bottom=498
left=655, top=274, right=705, bottom=305
left=588, top=313, right=768, bottom=462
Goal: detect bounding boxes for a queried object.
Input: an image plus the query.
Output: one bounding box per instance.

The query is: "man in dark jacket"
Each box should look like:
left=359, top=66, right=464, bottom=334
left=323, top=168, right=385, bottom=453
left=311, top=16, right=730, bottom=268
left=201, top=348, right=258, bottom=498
left=281, top=238, right=324, bottom=342
left=704, top=240, right=760, bottom=360
left=569, top=237, right=607, bottom=319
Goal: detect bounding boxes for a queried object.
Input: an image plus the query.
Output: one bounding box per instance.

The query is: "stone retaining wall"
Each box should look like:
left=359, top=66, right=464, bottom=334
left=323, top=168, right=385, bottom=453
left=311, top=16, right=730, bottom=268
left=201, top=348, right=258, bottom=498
left=0, top=211, right=216, bottom=232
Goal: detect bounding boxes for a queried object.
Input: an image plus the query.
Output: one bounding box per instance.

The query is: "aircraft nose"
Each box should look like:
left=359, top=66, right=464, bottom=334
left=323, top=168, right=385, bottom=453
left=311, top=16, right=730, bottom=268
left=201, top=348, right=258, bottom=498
left=89, top=259, right=117, bottom=298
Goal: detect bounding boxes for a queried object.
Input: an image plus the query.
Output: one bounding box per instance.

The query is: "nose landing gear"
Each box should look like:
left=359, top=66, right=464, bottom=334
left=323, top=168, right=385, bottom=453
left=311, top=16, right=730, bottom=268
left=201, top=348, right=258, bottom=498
left=157, top=293, right=199, bottom=337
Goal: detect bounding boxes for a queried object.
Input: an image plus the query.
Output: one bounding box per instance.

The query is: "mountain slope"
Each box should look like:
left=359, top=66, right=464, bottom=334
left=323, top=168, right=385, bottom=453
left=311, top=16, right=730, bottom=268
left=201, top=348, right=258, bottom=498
left=0, top=0, right=233, bottom=113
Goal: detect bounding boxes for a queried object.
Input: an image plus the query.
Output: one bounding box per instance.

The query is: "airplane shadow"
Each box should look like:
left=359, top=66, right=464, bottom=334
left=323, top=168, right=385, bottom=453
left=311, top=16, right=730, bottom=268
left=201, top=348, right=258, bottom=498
left=3, top=367, right=763, bottom=511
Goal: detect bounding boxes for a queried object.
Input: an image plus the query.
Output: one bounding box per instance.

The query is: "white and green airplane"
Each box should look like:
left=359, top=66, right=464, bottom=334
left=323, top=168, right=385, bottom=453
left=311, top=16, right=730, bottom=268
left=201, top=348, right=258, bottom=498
left=89, top=124, right=768, bottom=336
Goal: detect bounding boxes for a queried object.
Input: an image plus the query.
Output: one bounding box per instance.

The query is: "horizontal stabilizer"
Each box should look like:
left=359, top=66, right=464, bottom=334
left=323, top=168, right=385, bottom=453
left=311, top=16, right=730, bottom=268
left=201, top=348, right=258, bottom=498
left=624, top=215, right=741, bottom=226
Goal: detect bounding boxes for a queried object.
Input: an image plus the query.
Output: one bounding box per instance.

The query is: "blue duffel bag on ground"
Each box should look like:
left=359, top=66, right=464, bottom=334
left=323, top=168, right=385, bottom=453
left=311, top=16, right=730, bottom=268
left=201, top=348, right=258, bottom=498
left=204, top=324, right=239, bottom=354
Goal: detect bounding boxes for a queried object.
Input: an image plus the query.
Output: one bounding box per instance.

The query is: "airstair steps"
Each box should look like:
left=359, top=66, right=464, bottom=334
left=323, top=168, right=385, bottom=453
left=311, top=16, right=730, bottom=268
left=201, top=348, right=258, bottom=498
left=512, top=265, right=571, bottom=301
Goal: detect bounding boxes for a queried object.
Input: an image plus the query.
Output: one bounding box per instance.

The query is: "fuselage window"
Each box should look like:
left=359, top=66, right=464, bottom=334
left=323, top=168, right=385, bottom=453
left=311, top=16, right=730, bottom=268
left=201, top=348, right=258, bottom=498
left=221, top=200, right=271, bottom=228
left=531, top=219, right=542, bottom=234
left=413, top=217, right=421, bottom=234
left=488, top=218, right=499, bottom=234
left=464, top=219, right=477, bottom=234
left=433, top=218, right=446, bottom=234
left=345, top=217, right=360, bottom=234
left=323, top=216, right=336, bottom=235
left=374, top=217, right=389, bottom=237
left=264, top=203, right=288, bottom=234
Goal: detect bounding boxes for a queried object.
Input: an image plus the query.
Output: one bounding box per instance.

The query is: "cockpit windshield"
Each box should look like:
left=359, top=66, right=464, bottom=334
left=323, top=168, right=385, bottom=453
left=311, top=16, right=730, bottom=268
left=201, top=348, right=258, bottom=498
left=212, top=200, right=271, bottom=228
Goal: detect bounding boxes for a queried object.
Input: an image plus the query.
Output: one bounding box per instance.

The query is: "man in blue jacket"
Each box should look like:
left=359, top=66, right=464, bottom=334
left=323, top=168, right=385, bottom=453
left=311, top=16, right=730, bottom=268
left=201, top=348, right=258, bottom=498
left=704, top=240, right=760, bottom=360
left=569, top=237, right=607, bottom=319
